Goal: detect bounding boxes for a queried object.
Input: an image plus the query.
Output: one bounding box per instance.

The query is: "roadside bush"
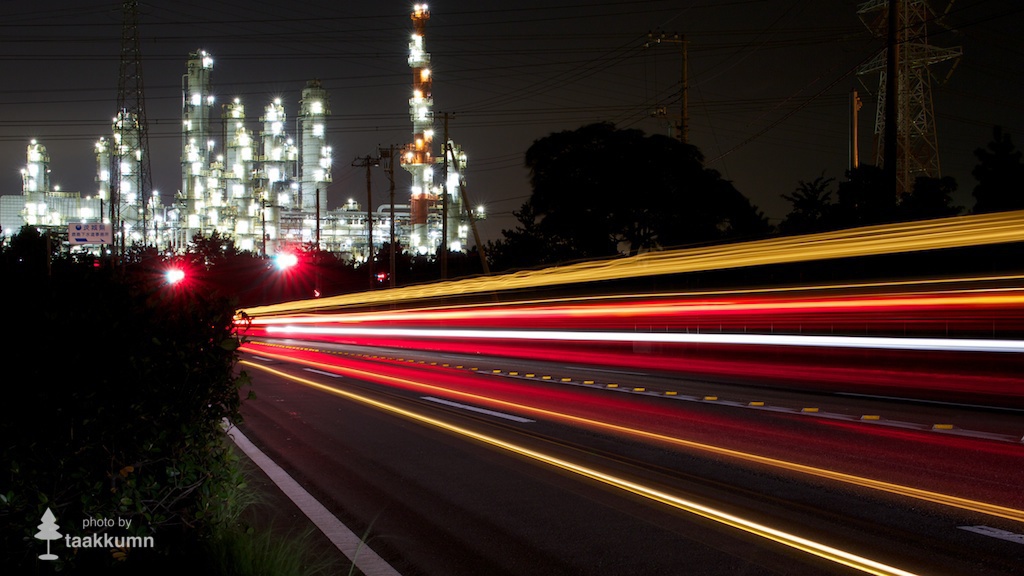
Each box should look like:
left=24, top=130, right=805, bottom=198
left=0, top=231, right=250, bottom=572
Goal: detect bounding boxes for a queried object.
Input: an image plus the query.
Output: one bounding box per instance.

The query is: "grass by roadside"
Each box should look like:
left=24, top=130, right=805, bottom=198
left=201, top=442, right=344, bottom=576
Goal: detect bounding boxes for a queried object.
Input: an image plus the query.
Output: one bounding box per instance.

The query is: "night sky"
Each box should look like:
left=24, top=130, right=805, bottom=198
left=1, top=0, right=1021, bottom=244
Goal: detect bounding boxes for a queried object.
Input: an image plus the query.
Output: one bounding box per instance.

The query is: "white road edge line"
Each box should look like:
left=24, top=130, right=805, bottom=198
left=305, top=368, right=344, bottom=378
left=958, top=525, right=1024, bottom=545
left=225, top=423, right=403, bottom=576
left=421, top=396, right=535, bottom=423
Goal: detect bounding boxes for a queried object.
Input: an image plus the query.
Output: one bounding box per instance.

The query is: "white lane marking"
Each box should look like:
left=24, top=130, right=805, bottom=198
left=421, top=396, right=535, bottom=423
left=305, top=368, right=343, bottom=378
left=251, top=355, right=274, bottom=361
left=958, top=525, right=1024, bottom=545
left=226, top=424, right=403, bottom=576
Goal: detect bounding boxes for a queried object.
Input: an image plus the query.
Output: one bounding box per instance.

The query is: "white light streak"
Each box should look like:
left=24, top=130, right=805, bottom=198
left=264, top=326, right=1024, bottom=354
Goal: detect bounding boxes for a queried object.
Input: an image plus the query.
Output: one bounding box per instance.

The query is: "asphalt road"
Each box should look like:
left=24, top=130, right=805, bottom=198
left=235, top=340, right=1024, bottom=576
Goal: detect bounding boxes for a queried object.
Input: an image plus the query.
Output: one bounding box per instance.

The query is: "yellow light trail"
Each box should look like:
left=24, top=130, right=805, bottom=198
left=242, top=359, right=920, bottom=576
left=246, top=289, right=1024, bottom=326
left=239, top=210, right=1024, bottom=317
left=243, top=350, right=1024, bottom=525
left=247, top=273, right=1024, bottom=325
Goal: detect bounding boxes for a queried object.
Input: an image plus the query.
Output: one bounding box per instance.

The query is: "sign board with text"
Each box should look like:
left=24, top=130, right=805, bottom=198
left=68, top=223, right=112, bottom=245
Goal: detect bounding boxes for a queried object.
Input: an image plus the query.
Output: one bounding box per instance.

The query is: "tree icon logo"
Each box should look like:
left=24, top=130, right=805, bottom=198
left=34, top=507, right=62, bottom=560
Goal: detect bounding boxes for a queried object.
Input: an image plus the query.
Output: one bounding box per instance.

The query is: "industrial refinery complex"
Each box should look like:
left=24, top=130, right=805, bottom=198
left=0, top=4, right=475, bottom=261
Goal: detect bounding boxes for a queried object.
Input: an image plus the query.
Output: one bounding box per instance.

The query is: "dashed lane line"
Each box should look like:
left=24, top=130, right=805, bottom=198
left=244, top=344, right=1023, bottom=444
left=305, top=368, right=344, bottom=378
left=421, top=396, right=535, bottom=423
left=958, top=525, right=1024, bottom=545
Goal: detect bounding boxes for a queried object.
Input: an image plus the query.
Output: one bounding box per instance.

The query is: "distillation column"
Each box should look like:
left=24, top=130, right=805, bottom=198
left=94, top=138, right=110, bottom=207
left=181, top=49, right=215, bottom=237
left=258, top=98, right=298, bottom=252
left=223, top=98, right=259, bottom=251
left=22, top=140, right=51, bottom=194
left=299, top=79, right=332, bottom=216
left=112, top=111, right=144, bottom=242
left=401, top=4, right=436, bottom=253
left=443, top=141, right=468, bottom=252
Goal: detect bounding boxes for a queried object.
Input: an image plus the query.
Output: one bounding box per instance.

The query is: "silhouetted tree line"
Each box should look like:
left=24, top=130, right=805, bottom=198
left=780, top=126, right=1023, bottom=235
left=485, top=123, right=1024, bottom=274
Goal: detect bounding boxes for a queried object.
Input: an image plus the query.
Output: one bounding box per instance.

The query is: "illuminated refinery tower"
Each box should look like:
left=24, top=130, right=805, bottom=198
left=260, top=98, right=298, bottom=236
left=443, top=141, right=469, bottom=252
left=181, top=49, right=216, bottom=237
left=12, top=139, right=101, bottom=232
left=94, top=137, right=110, bottom=206
left=299, top=79, right=332, bottom=214
left=21, top=140, right=50, bottom=194
left=223, top=98, right=259, bottom=251
left=401, top=4, right=436, bottom=253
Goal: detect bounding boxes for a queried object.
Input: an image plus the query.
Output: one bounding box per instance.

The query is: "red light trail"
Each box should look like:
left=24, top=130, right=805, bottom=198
left=237, top=276, right=1024, bottom=405
left=239, top=345, right=1024, bottom=521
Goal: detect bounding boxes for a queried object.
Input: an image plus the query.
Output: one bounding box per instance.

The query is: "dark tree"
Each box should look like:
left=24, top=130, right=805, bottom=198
left=898, top=175, right=963, bottom=221
left=971, top=125, right=1024, bottom=213
left=779, top=175, right=836, bottom=235
left=835, top=164, right=899, bottom=227
left=494, top=122, right=769, bottom=270
left=487, top=203, right=573, bottom=270
left=3, top=225, right=62, bottom=277
left=522, top=122, right=636, bottom=259
left=187, top=230, right=240, bottom=268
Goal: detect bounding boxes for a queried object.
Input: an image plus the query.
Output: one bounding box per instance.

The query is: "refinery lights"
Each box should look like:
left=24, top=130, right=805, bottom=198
left=6, top=9, right=471, bottom=262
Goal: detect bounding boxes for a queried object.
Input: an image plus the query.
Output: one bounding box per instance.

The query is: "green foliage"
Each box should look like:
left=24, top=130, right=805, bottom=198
left=187, top=230, right=243, bottom=269
left=200, top=523, right=336, bottom=576
left=0, top=229, right=251, bottom=571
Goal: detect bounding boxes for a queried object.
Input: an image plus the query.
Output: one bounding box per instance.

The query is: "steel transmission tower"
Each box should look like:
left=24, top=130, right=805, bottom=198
left=857, top=0, right=961, bottom=195
left=112, top=0, right=154, bottom=252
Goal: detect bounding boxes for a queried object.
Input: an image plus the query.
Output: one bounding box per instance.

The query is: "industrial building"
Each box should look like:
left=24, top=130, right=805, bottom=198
left=2, top=5, right=476, bottom=262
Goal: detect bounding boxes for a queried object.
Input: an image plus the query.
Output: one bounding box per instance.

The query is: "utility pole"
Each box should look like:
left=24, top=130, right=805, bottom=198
left=644, top=31, right=688, bottom=143
left=441, top=112, right=450, bottom=279
left=850, top=88, right=862, bottom=171
left=314, top=187, right=321, bottom=248
left=352, top=154, right=378, bottom=288
left=259, top=190, right=267, bottom=257
left=378, top=145, right=399, bottom=288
